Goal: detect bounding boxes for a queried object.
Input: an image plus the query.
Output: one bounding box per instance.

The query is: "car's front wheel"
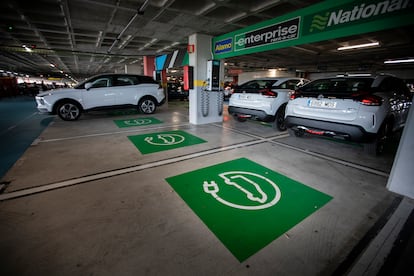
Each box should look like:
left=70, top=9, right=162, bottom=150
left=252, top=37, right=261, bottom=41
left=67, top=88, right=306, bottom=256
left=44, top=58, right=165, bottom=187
left=138, top=97, right=156, bottom=114
left=57, top=101, right=81, bottom=121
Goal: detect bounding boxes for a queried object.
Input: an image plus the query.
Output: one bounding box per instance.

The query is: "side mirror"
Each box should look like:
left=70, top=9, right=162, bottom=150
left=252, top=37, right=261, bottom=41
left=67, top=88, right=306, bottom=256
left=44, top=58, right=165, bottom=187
left=85, top=82, right=92, bottom=90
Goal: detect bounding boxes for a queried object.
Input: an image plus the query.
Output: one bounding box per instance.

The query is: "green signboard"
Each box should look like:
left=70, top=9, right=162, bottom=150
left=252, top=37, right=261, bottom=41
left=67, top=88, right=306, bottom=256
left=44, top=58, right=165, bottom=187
left=114, top=117, right=163, bottom=128
left=212, top=0, right=414, bottom=59
left=166, top=158, right=333, bottom=262
left=128, top=130, right=206, bottom=154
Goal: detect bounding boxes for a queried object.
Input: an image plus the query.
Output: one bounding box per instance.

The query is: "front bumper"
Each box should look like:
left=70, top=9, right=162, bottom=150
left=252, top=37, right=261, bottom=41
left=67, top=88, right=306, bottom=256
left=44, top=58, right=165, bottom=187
left=285, top=116, right=376, bottom=142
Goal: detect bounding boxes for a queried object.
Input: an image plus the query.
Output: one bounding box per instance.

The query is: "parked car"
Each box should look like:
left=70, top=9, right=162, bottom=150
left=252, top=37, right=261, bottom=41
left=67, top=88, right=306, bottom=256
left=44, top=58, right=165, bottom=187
left=167, top=82, right=188, bottom=100
left=285, top=74, right=412, bottom=155
left=36, top=73, right=165, bottom=121
left=228, top=77, right=309, bottom=130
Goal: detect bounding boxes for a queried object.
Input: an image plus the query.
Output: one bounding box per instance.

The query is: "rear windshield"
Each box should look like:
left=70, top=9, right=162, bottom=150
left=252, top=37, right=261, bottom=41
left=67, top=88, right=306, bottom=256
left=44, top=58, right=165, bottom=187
left=298, top=78, right=374, bottom=97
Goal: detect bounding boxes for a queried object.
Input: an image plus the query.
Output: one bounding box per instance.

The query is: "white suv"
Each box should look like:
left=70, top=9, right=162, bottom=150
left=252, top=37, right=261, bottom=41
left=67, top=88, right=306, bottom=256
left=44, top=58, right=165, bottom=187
left=36, top=73, right=165, bottom=121
left=285, top=75, right=412, bottom=154
left=228, top=77, right=308, bottom=130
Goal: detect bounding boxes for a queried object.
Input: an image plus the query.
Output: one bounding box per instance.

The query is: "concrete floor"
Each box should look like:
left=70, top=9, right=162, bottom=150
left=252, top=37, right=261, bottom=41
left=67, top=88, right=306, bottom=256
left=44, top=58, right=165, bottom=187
left=0, top=100, right=412, bottom=275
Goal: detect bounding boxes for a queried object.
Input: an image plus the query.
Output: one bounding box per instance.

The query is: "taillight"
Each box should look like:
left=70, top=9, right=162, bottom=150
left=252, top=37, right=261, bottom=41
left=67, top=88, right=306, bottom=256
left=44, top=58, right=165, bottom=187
left=357, top=95, right=382, bottom=106
left=260, top=89, right=277, bottom=97
left=289, top=90, right=300, bottom=100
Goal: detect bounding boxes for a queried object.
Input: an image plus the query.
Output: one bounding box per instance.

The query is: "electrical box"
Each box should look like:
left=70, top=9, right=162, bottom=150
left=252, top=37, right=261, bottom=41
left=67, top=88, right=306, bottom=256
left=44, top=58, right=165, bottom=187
left=207, top=60, right=220, bottom=91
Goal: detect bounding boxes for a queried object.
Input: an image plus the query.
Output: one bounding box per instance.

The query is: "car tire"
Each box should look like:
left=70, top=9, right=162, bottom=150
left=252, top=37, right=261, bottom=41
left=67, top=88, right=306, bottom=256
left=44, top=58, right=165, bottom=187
left=273, top=104, right=287, bottom=131
left=138, top=97, right=156, bottom=114
left=57, top=101, right=81, bottom=121
left=364, top=120, right=391, bottom=155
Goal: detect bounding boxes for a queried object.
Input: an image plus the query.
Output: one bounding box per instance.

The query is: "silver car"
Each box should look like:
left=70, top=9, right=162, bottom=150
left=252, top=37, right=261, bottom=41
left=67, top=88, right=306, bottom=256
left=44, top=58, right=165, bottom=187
left=285, top=74, right=412, bottom=155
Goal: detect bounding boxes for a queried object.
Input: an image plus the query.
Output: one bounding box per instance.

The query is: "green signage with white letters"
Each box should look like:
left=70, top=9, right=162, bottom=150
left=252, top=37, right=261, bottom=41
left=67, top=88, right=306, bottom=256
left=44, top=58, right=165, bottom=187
left=212, top=0, right=414, bottom=59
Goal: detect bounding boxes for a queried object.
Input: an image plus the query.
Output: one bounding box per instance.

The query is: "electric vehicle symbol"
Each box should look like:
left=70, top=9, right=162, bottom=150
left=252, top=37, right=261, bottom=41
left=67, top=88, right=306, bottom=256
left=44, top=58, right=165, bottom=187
left=124, top=119, right=153, bottom=126
left=203, top=171, right=281, bottom=210
left=144, top=133, right=185, bottom=146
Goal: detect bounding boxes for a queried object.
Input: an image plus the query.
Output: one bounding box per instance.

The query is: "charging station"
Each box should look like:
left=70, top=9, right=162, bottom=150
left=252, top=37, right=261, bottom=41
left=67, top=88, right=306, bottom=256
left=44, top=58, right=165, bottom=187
left=188, top=33, right=224, bottom=125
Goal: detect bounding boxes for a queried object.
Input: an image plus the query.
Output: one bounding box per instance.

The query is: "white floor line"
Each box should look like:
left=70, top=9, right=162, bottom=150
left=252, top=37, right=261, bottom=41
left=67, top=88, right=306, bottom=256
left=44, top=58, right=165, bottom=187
left=39, top=123, right=192, bottom=143
left=214, top=124, right=389, bottom=177
left=1, top=123, right=388, bottom=201
left=0, top=139, right=265, bottom=201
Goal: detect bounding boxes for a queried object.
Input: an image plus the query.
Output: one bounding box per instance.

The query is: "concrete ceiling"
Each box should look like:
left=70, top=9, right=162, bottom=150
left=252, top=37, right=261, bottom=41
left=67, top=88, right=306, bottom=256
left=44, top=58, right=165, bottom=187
left=0, top=0, right=413, bottom=81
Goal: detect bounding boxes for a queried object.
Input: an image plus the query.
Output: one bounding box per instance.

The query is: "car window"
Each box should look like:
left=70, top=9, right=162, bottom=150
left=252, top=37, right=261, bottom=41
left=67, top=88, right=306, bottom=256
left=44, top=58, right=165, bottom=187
left=275, top=80, right=301, bottom=89
left=91, top=77, right=110, bottom=88
left=114, top=76, right=137, bottom=86
left=241, top=80, right=272, bottom=90
left=379, top=77, right=411, bottom=96
left=300, top=78, right=373, bottom=96
left=138, top=76, right=158, bottom=84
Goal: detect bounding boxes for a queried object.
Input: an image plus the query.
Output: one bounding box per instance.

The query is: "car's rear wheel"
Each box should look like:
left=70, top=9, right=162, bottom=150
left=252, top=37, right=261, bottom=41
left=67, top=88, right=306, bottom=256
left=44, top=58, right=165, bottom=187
left=57, top=101, right=81, bottom=121
left=138, top=97, right=156, bottom=114
left=364, top=120, right=391, bottom=155
left=273, top=104, right=287, bottom=131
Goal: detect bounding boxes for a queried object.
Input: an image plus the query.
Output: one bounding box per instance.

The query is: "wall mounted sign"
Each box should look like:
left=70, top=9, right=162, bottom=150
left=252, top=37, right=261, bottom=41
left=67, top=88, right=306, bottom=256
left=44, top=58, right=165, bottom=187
left=212, top=0, right=414, bottom=59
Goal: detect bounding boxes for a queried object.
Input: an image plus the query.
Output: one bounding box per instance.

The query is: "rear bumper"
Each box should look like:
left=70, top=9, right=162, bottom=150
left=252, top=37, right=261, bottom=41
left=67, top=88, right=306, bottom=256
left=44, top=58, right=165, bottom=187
left=285, top=116, right=376, bottom=142
left=228, top=106, right=274, bottom=121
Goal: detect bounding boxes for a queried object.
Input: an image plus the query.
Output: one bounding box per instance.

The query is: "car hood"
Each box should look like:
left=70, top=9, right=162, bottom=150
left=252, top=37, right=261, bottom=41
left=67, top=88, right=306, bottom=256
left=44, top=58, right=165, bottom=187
left=37, top=88, right=79, bottom=97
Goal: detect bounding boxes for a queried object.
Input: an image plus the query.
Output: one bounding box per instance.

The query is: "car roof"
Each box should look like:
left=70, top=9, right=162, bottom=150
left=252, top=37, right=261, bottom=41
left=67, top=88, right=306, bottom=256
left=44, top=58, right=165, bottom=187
left=242, top=77, right=306, bottom=85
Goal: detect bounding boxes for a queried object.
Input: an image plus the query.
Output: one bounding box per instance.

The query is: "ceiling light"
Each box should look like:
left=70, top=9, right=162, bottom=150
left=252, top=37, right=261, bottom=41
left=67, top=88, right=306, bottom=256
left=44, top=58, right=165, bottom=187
left=22, top=45, right=32, bottom=52
left=384, top=58, right=414, bottom=64
left=49, top=63, right=55, bottom=67
left=196, top=3, right=216, bottom=15
left=225, top=12, right=246, bottom=23
left=250, top=0, right=280, bottom=12
left=337, top=42, right=379, bottom=51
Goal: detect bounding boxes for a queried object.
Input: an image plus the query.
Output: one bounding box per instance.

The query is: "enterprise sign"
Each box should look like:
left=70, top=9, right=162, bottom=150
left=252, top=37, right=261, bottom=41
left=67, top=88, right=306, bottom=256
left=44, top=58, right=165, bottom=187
left=234, top=17, right=300, bottom=51
left=212, top=0, right=414, bottom=59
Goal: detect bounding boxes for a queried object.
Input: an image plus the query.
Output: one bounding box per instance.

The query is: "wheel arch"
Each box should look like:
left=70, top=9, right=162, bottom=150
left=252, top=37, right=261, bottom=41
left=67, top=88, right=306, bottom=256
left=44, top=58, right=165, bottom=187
left=138, top=95, right=159, bottom=106
left=53, top=98, right=83, bottom=114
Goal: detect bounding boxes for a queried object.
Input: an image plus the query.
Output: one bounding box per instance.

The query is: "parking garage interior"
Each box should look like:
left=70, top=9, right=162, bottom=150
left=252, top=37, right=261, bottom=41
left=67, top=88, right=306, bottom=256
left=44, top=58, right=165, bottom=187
left=1, top=0, right=414, bottom=275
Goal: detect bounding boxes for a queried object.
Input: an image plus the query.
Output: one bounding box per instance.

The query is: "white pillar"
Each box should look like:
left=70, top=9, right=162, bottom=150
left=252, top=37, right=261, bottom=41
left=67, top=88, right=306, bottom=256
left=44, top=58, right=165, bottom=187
left=387, top=99, right=414, bottom=199
left=188, top=33, right=224, bottom=125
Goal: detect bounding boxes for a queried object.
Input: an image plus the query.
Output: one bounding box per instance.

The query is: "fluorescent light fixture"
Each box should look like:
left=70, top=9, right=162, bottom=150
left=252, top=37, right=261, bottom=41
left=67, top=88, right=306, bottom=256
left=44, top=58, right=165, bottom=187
left=49, top=63, right=55, bottom=67
left=384, top=58, right=414, bottom=64
left=250, top=0, right=280, bottom=12
left=225, top=12, right=246, bottom=23
left=337, top=42, right=379, bottom=51
left=22, top=45, right=32, bottom=52
left=196, top=3, right=216, bottom=15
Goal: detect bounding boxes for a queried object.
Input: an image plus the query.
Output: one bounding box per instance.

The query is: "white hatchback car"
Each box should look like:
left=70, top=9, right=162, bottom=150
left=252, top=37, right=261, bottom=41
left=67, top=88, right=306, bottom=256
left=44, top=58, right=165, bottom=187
left=228, top=77, right=308, bottom=130
left=36, top=73, right=165, bottom=121
left=285, top=74, right=412, bottom=154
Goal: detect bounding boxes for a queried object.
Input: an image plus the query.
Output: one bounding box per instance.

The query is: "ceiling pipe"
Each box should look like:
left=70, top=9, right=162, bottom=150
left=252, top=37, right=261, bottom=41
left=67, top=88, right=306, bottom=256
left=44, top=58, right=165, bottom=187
left=107, top=0, right=151, bottom=53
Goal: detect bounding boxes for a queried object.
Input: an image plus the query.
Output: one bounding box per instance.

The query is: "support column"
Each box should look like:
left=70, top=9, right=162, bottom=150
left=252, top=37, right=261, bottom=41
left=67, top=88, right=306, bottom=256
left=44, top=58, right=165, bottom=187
left=188, top=33, right=224, bottom=125
left=143, top=56, right=155, bottom=77
left=387, top=99, right=414, bottom=199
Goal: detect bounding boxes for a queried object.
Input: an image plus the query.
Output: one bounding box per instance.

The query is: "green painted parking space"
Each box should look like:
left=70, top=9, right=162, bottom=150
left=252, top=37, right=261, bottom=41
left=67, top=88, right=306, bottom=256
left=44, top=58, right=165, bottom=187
left=114, top=117, right=163, bottom=128
left=166, top=158, right=332, bottom=262
left=128, top=130, right=206, bottom=154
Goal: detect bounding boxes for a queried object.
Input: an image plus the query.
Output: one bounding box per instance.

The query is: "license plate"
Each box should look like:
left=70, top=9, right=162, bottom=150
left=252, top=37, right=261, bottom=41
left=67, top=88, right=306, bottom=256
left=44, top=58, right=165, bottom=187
left=309, top=100, right=337, bottom=108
